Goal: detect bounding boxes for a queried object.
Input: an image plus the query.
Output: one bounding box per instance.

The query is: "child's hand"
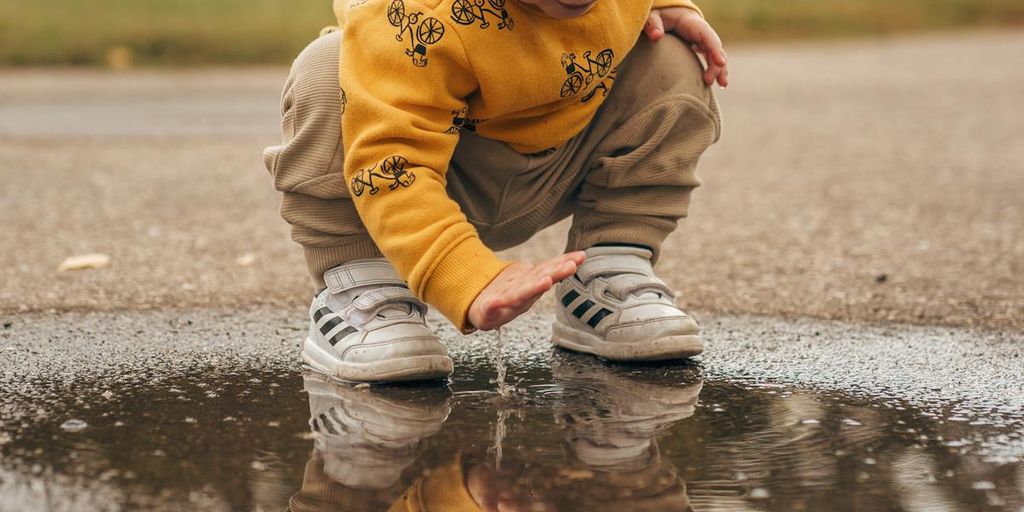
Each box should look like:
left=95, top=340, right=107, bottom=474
left=644, top=7, right=729, bottom=88
left=469, top=251, right=586, bottom=331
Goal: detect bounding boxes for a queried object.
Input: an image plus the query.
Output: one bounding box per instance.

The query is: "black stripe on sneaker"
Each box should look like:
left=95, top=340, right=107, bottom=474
left=319, top=316, right=343, bottom=336
left=560, top=290, right=580, bottom=307
left=587, top=308, right=613, bottom=328
left=572, top=300, right=595, bottom=319
left=328, top=326, right=358, bottom=346
left=312, top=307, right=331, bottom=322
left=319, top=413, right=339, bottom=435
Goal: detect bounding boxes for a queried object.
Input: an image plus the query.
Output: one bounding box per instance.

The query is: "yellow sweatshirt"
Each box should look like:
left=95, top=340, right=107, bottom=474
left=334, top=0, right=702, bottom=331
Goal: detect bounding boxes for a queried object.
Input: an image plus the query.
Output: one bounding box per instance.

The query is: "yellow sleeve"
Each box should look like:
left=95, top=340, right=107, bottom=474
left=340, top=0, right=510, bottom=332
left=651, top=0, right=703, bottom=17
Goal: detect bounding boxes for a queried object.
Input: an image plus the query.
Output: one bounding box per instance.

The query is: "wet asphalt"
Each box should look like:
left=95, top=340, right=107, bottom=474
left=1, top=309, right=1023, bottom=510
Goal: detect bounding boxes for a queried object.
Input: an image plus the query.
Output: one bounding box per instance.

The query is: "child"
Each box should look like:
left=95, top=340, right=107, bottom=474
left=264, top=0, right=727, bottom=382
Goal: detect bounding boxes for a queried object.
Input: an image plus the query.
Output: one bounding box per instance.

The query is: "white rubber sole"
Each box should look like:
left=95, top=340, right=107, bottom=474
left=551, top=321, right=704, bottom=362
left=302, top=337, right=453, bottom=383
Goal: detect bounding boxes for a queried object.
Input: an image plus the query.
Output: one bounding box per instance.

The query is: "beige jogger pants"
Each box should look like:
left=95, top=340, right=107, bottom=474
left=264, top=31, right=721, bottom=290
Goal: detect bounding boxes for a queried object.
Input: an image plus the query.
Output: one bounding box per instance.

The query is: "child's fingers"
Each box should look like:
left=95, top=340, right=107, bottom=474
left=696, top=41, right=728, bottom=87
left=704, top=31, right=726, bottom=63
left=534, top=256, right=577, bottom=282
left=711, top=46, right=728, bottom=67
left=705, top=40, right=728, bottom=88
left=544, top=260, right=578, bottom=285
left=704, top=63, right=720, bottom=86
left=565, top=250, right=586, bottom=266
left=643, top=12, right=665, bottom=41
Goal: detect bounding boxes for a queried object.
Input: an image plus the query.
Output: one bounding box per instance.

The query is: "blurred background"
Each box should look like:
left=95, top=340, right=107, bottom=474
left=2, top=0, right=1022, bottom=67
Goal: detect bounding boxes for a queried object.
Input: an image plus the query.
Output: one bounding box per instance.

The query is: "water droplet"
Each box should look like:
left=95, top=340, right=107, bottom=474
left=864, top=457, right=877, bottom=465
left=491, top=327, right=514, bottom=399
left=801, top=419, right=820, bottom=425
left=749, top=488, right=770, bottom=499
left=972, top=481, right=995, bottom=490
left=843, top=418, right=862, bottom=426
left=60, top=419, right=88, bottom=433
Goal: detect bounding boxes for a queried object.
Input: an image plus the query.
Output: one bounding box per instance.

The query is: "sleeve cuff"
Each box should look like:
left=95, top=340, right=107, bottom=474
left=651, top=0, right=703, bottom=17
left=420, top=235, right=512, bottom=333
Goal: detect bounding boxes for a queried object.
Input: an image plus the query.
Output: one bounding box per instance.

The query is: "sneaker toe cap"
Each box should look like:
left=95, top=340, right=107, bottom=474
left=340, top=334, right=449, bottom=364
left=606, top=314, right=699, bottom=342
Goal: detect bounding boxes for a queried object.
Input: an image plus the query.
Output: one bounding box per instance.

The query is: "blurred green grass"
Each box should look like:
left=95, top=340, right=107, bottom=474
left=1, top=0, right=1022, bottom=66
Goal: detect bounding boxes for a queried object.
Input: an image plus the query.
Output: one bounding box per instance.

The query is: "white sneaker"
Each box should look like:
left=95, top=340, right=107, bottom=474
left=551, top=246, right=703, bottom=361
left=302, top=258, right=454, bottom=382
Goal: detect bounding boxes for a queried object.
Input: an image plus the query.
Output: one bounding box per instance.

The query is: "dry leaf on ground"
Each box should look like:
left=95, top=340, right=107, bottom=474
left=57, top=254, right=111, bottom=272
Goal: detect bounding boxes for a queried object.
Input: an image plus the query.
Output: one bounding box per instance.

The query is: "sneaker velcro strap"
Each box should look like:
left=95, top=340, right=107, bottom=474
left=576, top=254, right=654, bottom=283
left=351, top=286, right=428, bottom=316
left=324, top=259, right=406, bottom=294
left=606, top=274, right=675, bottom=300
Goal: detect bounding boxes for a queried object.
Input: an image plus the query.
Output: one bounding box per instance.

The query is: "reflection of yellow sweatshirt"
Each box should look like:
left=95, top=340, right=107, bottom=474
left=334, top=0, right=702, bottom=330
left=388, top=455, right=481, bottom=512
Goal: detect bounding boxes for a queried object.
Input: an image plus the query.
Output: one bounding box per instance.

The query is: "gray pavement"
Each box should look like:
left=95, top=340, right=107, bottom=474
left=0, top=31, right=1022, bottom=329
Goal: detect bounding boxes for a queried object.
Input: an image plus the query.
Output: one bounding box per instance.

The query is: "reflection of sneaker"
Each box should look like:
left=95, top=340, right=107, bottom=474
left=302, top=373, right=452, bottom=490
left=552, top=355, right=702, bottom=471
left=303, top=258, right=453, bottom=383
left=552, top=246, right=703, bottom=361
left=549, top=355, right=702, bottom=511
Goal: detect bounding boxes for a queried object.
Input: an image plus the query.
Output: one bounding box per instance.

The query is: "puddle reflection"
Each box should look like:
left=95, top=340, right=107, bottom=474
left=1, top=350, right=1022, bottom=511
left=291, top=356, right=703, bottom=511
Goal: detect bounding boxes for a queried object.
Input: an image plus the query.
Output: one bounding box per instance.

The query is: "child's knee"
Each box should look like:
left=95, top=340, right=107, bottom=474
left=286, top=31, right=344, bottom=119
left=610, top=36, right=720, bottom=137
left=633, top=36, right=712, bottom=103
left=266, top=31, right=346, bottom=195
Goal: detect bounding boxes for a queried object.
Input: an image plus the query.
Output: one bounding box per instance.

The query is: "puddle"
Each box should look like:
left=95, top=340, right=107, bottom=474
left=2, top=348, right=1023, bottom=511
